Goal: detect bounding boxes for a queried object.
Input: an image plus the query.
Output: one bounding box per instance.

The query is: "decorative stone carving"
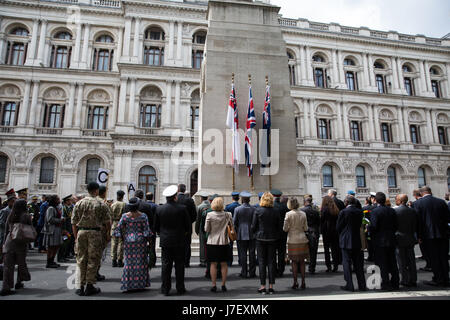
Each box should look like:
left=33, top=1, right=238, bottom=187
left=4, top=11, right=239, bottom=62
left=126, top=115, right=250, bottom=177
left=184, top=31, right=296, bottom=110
left=183, top=24, right=191, bottom=35
left=0, top=84, right=20, bottom=97
left=342, top=158, right=354, bottom=172
left=379, top=109, right=394, bottom=120
left=63, top=149, right=77, bottom=166
left=183, top=83, right=192, bottom=98
left=436, top=113, right=448, bottom=124
left=14, top=148, right=31, bottom=165
left=349, top=107, right=363, bottom=117
left=141, top=86, right=162, bottom=99
left=375, top=157, right=388, bottom=173
left=44, top=87, right=66, bottom=100
left=88, top=90, right=109, bottom=102
left=317, top=105, right=332, bottom=115
left=409, top=111, right=422, bottom=122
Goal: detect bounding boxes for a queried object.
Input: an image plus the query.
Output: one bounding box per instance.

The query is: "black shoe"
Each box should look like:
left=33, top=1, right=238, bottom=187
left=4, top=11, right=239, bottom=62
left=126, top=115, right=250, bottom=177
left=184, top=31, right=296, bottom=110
left=85, top=284, right=101, bottom=296
left=210, top=286, right=217, bottom=293
left=358, top=287, right=368, bottom=292
left=14, top=283, right=24, bottom=290
left=258, top=288, right=266, bottom=294
left=238, top=273, right=247, bottom=278
left=46, top=263, right=58, bottom=269
left=268, top=288, right=275, bottom=294
left=340, top=286, right=354, bottom=292
left=221, top=285, right=227, bottom=292
left=332, top=266, right=339, bottom=273
left=75, top=286, right=85, bottom=296
left=248, top=274, right=257, bottom=279
left=0, top=290, right=15, bottom=296
left=177, top=288, right=187, bottom=295
left=409, top=283, right=417, bottom=288
left=325, top=268, right=332, bottom=273
left=57, top=258, right=69, bottom=263
left=112, top=260, right=118, bottom=268
left=160, top=289, right=170, bottom=296
left=400, top=282, right=411, bottom=287
left=185, top=264, right=190, bottom=268
left=96, top=274, right=106, bottom=281
left=118, top=261, right=124, bottom=268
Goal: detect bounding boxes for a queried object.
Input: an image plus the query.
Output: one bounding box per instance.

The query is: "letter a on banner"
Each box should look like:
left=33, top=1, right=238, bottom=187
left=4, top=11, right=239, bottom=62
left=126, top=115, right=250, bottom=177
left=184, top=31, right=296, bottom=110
left=128, top=182, right=136, bottom=199
left=97, top=168, right=110, bottom=186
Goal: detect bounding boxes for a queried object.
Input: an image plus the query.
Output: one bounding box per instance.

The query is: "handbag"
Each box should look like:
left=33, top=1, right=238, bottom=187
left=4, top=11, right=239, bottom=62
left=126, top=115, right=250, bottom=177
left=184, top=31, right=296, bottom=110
left=226, top=218, right=237, bottom=242
left=10, top=223, right=38, bottom=243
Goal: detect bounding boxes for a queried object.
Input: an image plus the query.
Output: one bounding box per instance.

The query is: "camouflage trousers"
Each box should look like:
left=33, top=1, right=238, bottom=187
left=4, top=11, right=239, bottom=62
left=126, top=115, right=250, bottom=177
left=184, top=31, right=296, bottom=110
left=110, top=236, right=123, bottom=261
left=75, top=230, right=102, bottom=286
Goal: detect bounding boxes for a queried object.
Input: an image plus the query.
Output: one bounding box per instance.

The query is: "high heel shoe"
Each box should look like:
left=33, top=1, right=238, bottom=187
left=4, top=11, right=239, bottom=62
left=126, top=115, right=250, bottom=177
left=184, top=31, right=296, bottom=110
left=292, top=283, right=299, bottom=290
left=210, top=286, right=217, bottom=293
left=268, top=288, right=275, bottom=294
left=257, top=288, right=266, bottom=294
left=301, top=282, right=306, bottom=290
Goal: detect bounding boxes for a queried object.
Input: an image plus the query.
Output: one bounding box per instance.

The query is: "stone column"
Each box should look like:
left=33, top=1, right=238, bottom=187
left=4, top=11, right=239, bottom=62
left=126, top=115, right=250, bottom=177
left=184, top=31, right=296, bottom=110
left=128, top=78, right=136, bottom=125
left=18, top=80, right=31, bottom=126
left=174, top=80, right=181, bottom=127
left=80, top=23, right=90, bottom=68
left=430, top=110, right=438, bottom=143
left=337, top=50, right=345, bottom=88
left=122, top=18, right=132, bottom=60
left=362, top=53, right=370, bottom=89
left=28, top=80, right=40, bottom=126
left=25, top=19, right=39, bottom=65
left=132, top=18, right=141, bottom=62
left=397, top=106, right=405, bottom=142
left=176, top=21, right=183, bottom=61
left=71, top=23, right=83, bottom=68
left=164, top=80, right=173, bottom=127
left=299, top=46, right=307, bottom=85
left=65, top=82, right=76, bottom=128
left=331, top=49, right=338, bottom=88
left=425, top=109, right=434, bottom=144
left=0, top=32, right=5, bottom=64
left=137, top=31, right=144, bottom=64
left=391, top=56, right=400, bottom=93
left=110, top=84, right=119, bottom=129
left=309, top=99, right=317, bottom=138
left=343, top=103, right=350, bottom=140
left=36, top=19, right=47, bottom=65
left=367, top=103, right=374, bottom=141
left=305, top=46, right=314, bottom=85
left=419, top=60, right=427, bottom=94
left=113, top=26, right=123, bottom=71
left=403, top=108, right=410, bottom=142
left=302, top=98, right=310, bottom=138
left=373, top=105, right=380, bottom=141
left=168, top=20, right=175, bottom=61
left=336, top=101, right=343, bottom=139
left=118, top=77, right=128, bottom=124
left=34, top=97, right=43, bottom=127
left=74, top=82, right=84, bottom=128
left=368, top=54, right=376, bottom=88
left=424, top=61, right=432, bottom=92
left=397, top=57, right=405, bottom=92
left=163, top=151, right=171, bottom=185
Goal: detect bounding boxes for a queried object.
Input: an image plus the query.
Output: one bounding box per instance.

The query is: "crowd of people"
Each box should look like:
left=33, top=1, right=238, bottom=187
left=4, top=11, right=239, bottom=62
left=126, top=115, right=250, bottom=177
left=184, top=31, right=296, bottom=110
left=0, top=183, right=449, bottom=297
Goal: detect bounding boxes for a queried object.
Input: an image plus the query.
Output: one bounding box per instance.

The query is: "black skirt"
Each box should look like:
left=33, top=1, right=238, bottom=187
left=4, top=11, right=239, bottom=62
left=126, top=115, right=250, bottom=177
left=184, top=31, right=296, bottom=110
left=206, top=244, right=230, bottom=263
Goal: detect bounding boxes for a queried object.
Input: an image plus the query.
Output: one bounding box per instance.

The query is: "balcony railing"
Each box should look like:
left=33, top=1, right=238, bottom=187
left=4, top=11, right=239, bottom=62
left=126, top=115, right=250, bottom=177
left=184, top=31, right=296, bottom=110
left=356, top=188, right=369, bottom=194
left=353, top=141, right=370, bottom=148
left=82, top=129, right=108, bottom=137
left=384, top=143, right=401, bottom=149
left=138, top=127, right=161, bottom=135
left=36, top=128, right=63, bottom=135
left=0, top=126, right=14, bottom=133
left=442, top=145, right=450, bottom=151
left=388, top=188, right=401, bottom=194
left=45, top=0, right=121, bottom=7
left=413, top=144, right=430, bottom=150
left=296, top=138, right=304, bottom=145
left=319, top=139, right=338, bottom=146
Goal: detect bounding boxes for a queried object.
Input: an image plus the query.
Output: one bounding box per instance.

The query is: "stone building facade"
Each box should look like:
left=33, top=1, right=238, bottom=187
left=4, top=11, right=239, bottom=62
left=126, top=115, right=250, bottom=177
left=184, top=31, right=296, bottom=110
left=0, top=0, right=448, bottom=203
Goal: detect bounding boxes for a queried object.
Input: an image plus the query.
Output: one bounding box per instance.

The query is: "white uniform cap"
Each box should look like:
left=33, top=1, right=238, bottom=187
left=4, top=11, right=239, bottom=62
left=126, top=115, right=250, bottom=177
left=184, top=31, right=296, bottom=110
left=163, top=185, right=178, bottom=197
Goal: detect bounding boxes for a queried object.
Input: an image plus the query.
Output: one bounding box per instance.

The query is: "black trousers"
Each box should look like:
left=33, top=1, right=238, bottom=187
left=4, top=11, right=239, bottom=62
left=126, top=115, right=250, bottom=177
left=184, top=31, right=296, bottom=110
left=324, top=238, right=340, bottom=269
left=396, top=246, right=417, bottom=285
left=237, top=240, right=256, bottom=277
left=161, top=246, right=185, bottom=293
left=424, top=238, right=449, bottom=284
left=419, top=241, right=431, bottom=267
left=227, top=241, right=234, bottom=266
left=257, top=240, right=277, bottom=285
left=367, top=235, right=375, bottom=260
left=149, top=235, right=157, bottom=268
left=307, top=231, right=319, bottom=272
left=374, top=246, right=400, bottom=289
left=184, top=234, right=192, bottom=267
left=341, top=248, right=366, bottom=290
left=274, top=235, right=287, bottom=275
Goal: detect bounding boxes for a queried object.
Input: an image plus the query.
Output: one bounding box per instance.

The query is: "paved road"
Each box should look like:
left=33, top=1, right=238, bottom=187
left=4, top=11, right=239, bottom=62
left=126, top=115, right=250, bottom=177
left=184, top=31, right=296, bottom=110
left=1, top=246, right=449, bottom=300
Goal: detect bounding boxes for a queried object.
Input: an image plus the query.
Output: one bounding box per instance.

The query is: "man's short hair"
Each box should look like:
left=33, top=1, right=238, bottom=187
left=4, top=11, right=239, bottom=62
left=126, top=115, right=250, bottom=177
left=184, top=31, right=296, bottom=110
left=87, top=182, right=100, bottom=192
left=117, top=190, right=125, bottom=198
left=178, top=184, right=187, bottom=193
left=145, top=192, right=154, bottom=201
left=232, top=195, right=240, bottom=201
left=135, top=189, right=144, bottom=199
left=304, top=197, right=312, bottom=205
left=413, top=189, right=421, bottom=197
left=345, top=195, right=357, bottom=205
left=98, top=185, right=107, bottom=196
left=419, top=186, right=432, bottom=195
left=398, top=194, right=408, bottom=205
left=375, top=192, right=386, bottom=205
left=328, top=189, right=337, bottom=196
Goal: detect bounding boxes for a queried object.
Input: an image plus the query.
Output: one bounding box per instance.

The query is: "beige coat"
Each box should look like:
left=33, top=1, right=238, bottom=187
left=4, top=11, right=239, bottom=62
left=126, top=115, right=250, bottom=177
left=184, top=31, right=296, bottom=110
left=205, top=211, right=232, bottom=245
left=283, top=209, right=309, bottom=245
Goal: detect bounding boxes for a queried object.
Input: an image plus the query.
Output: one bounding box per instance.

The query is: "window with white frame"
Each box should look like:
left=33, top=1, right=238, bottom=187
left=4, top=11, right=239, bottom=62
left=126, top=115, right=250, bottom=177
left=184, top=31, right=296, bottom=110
left=50, top=30, right=73, bottom=69
left=5, top=26, right=30, bottom=65
left=92, top=34, right=114, bottom=71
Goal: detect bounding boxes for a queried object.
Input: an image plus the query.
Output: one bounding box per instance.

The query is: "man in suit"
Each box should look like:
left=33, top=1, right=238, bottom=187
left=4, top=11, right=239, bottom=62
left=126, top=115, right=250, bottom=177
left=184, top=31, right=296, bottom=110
left=302, top=197, right=321, bottom=274
left=195, top=191, right=210, bottom=268
left=414, top=186, right=450, bottom=287
left=369, top=192, right=400, bottom=291
left=272, top=189, right=289, bottom=277
left=362, top=192, right=377, bottom=262
left=336, top=195, right=366, bottom=292
left=154, top=185, right=191, bottom=296
left=394, top=194, right=418, bottom=287
left=233, top=191, right=256, bottom=278
left=411, top=189, right=432, bottom=272
left=225, top=192, right=241, bottom=266
left=328, top=189, right=345, bottom=212
left=176, top=184, right=197, bottom=268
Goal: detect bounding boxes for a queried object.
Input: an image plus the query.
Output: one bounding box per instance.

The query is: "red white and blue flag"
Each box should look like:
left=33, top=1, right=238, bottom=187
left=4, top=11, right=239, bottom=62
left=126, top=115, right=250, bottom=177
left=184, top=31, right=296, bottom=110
left=245, top=85, right=256, bottom=177
left=226, top=83, right=240, bottom=173
left=261, top=85, right=271, bottom=170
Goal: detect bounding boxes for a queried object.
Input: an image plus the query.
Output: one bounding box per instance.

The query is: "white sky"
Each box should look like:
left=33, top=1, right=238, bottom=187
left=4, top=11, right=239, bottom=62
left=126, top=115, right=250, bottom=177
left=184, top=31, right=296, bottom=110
left=270, top=0, right=450, bottom=38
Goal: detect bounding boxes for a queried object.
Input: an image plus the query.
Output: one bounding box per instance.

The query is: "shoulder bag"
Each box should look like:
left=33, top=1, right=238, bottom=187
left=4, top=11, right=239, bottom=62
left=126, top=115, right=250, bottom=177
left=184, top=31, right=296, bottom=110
left=10, top=223, right=38, bottom=243
left=226, top=214, right=237, bottom=242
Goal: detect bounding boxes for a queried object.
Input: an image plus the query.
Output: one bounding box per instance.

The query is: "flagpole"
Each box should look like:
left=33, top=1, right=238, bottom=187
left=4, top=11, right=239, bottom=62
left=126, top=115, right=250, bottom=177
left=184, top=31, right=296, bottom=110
left=231, top=73, right=236, bottom=192
left=249, top=74, right=254, bottom=192
left=266, top=75, right=272, bottom=191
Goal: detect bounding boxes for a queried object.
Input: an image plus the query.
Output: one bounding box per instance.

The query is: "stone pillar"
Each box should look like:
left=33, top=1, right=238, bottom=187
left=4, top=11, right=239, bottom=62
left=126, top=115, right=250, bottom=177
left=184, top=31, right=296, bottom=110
left=118, top=77, right=128, bottom=124
left=35, top=97, right=43, bottom=127
left=138, top=31, right=144, bottom=65
left=74, top=82, right=84, bottom=128
left=36, top=19, right=47, bottom=65
left=18, top=80, right=31, bottom=126
left=163, top=151, right=171, bottom=185
left=425, top=109, right=434, bottom=144
left=110, top=84, right=119, bottom=129
left=419, top=60, right=427, bottom=94
left=373, top=105, right=380, bottom=141
left=367, top=103, right=374, bottom=141
left=302, top=98, right=310, bottom=138
left=174, top=80, right=181, bottom=127
left=132, top=18, right=141, bottom=62
left=0, top=32, right=5, bottom=64
left=343, top=103, right=350, bottom=140
left=164, top=80, right=173, bottom=127
left=113, top=26, right=123, bottom=71
left=362, top=53, right=370, bottom=89
left=176, top=21, right=183, bottom=62
left=397, top=106, right=405, bottom=142
left=397, top=57, right=405, bottom=93
left=391, top=56, right=400, bottom=93
left=309, top=99, right=317, bottom=138
left=430, top=109, right=438, bottom=143
left=424, top=61, right=432, bottom=92
left=25, top=19, right=39, bottom=65
left=122, top=18, right=132, bottom=60
left=368, top=54, right=376, bottom=88
left=128, top=78, right=136, bottom=125
left=168, top=20, right=175, bottom=61
left=403, top=108, right=410, bottom=142
left=71, top=23, right=83, bottom=68
left=331, top=49, right=338, bottom=88
left=122, top=150, right=133, bottom=189
left=337, top=50, right=345, bottom=88
left=336, top=101, right=343, bottom=140
left=28, top=80, right=40, bottom=126
left=65, top=82, right=76, bottom=128
left=299, top=46, right=307, bottom=85
left=305, top=46, right=314, bottom=85
left=80, top=23, right=90, bottom=68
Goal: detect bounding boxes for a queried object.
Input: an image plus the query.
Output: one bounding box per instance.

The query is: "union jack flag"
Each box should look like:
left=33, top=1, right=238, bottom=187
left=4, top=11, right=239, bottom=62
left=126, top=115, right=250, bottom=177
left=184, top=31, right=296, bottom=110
left=245, top=86, right=256, bottom=177
left=226, top=83, right=240, bottom=173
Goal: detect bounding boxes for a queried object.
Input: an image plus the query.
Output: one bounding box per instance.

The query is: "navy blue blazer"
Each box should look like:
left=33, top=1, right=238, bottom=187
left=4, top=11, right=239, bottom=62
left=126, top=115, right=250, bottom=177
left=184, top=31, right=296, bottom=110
left=414, top=195, right=450, bottom=240
left=233, top=203, right=256, bottom=241
left=336, top=205, right=363, bottom=250
left=369, top=205, right=398, bottom=247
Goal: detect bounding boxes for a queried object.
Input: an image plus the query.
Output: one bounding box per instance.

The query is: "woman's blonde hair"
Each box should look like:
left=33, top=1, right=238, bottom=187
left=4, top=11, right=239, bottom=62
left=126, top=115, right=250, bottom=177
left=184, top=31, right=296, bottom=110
left=287, top=197, right=299, bottom=210
left=260, top=192, right=274, bottom=208
left=211, top=197, right=224, bottom=211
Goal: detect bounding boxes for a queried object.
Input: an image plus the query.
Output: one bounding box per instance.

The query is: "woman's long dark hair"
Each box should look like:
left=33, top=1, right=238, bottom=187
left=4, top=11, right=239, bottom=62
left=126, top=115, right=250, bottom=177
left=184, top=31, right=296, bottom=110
left=321, top=196, right=339, bottom=216
left=9, top=199, right=28, bottom=224
left=48, top=195, right=60, bottom=208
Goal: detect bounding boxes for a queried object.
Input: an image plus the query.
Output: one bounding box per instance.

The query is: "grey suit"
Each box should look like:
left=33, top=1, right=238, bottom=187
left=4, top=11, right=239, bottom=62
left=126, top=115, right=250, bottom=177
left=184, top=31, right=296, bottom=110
left=234, top=203, right=256, bottom=277
left=395, top=205, right=418, bottom=286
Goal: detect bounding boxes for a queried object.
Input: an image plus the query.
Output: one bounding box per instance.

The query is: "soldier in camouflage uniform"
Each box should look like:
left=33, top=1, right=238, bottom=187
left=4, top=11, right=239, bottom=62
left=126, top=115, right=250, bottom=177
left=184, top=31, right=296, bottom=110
left=110, top=190, right=126, bottom=267
left=96, top=185, right=112, bottom=281
left=72, top=182, right=111, bottom=296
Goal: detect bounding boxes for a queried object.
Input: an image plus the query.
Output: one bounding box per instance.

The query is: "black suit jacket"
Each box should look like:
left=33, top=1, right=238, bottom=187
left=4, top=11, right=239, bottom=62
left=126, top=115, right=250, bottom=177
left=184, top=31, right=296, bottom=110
left=336, top=205, right=363, bottom=250
left=414, top=195, right=450, bottom=240
left=301, top=205, right=321, bottom=233
left=369, top=205, right=398, bottom=247
left=177, top=193, right=197, bottom=235
left=154, top=200, right=191, bottom=248
left=333, top=197, right=346, bottom=211
left=394, top=205, right=417, bottom=247
left=251, top=207, right=281, bottom=241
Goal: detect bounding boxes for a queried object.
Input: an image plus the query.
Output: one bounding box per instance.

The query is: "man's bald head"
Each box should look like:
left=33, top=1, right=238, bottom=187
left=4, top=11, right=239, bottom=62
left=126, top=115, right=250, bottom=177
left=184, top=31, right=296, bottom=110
left=396, top=194, right=408, bottom=206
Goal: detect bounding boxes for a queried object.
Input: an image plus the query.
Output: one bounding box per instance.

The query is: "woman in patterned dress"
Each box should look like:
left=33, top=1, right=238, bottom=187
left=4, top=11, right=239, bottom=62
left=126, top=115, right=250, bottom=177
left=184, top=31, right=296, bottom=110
left=114, top=197, right=152, bottom=293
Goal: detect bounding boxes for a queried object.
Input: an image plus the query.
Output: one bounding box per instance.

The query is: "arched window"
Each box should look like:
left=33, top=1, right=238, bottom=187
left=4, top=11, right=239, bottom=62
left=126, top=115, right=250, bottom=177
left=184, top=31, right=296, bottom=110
left=344, top=58, right=355, bottom=66
left=144, top=27, right=165, bottom=66
left=43, top=104, right=64, bottom=128
left=192, top=50, right=203, bottom=69
left=403, top=65, right=412, bottom=73
left=356, top=166, right=366, bottom=188
left=430, top=67, right=439, bottom=76
left=418, top=167, right=426, bottom=187
left=139, top=86, right=162, bottom=129
left=92, top=34, right=114, bottom=71
left=438, top=127, right=448, bottom=145
left=287, top=51, right=296, bottom=86
left=0, top=102, right=18, bottom=126
left=54, top=31, right=72, bottom=40
left=430, top=67, right=442, bottom=98
left=11, top=27, right=29, bottom=37
left=374, top=61, right=384, bottom=69
left=138, top=166, right=157, bottom=196
left=0, top=155, right=7, bottom=183
left=312, top=54, right=325, bottom=63
left=5, top=26, right=30, bottom=65
left=50, top=30, right=73, bottom=69
left=387, top=166, right=397, bottom=188
left=87, top=106, right=108, bottom=130
left=381, top=123, right=393, bottom=143
left=193, top=31, right=206, bottom=44
left=410, top=125, right=421, bottom=144
left=192, top=31, right=206, bottom=69
left=322, top=165, right=333, bottom=187
left=86, top=158, right=100, bottom=184
left=96, top=35, right=113, bottom=43
left=145, top=27, right=165, bottom=41
left=40, top=157, right=55, bottom=184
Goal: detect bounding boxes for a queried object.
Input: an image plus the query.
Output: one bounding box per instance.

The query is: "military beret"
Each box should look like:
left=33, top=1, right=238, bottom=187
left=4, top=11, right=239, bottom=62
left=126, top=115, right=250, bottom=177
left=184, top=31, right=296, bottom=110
left=258, top=192, right=264, bottom=198
left=231, top=192, right=240, bottom=197
left=240, top=191, right=252, bottom=198
left=270, top=189, right=282, bottom=197
left=62, top=194, right=72, bottom=202
left=347, top=190, right=356, bottom=196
